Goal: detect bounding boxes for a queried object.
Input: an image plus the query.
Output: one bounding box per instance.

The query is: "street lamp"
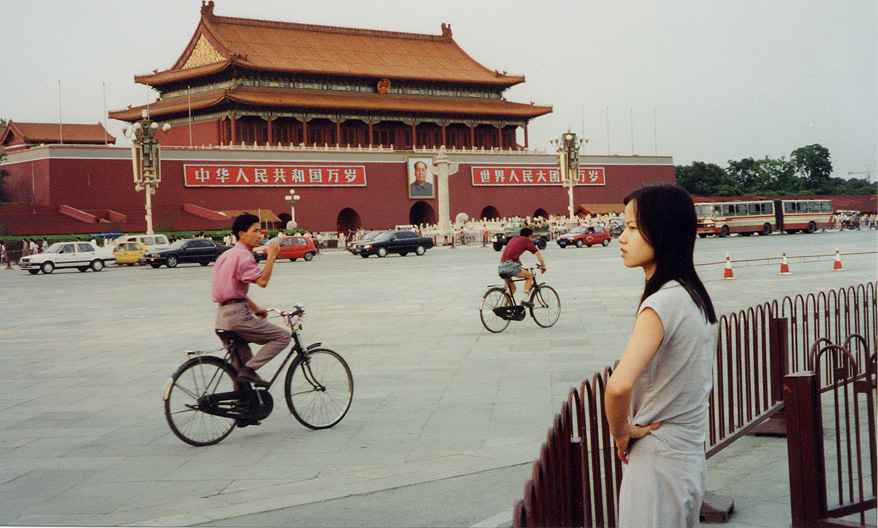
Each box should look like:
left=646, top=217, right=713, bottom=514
left=123, top=109, right=170, bottom=235
left=550, top=131, right=587, bottom=221
left=285, top=189, right=300, bottom=231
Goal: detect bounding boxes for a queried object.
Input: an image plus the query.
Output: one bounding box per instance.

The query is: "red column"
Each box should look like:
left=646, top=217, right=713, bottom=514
left=496, top=125, right=502, bottom=148
left=411, top=123, right=416, bottom=148
left=441, top=124, right=447, bottom=147
left=470, top=125, right=475, bottom=148
left=230, top=115, right=237, bottom=145
left=368, top=122, right=374, bottom=147
left=336, top=121, right=341, bottom=146
left=524, top=125, right=529, bottom=150
left=302, top=118, right=308, bottom=147
left=267, top=117, right=273, bottom=145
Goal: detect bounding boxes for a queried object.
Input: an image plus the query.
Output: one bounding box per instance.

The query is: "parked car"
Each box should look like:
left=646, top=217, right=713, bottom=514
left=19, top=241, right=116, bottom=274
left=350, top=230, right=434, bottom=258
left=253, top=235, right=317, bottom=262
left=108, top=234, right=170, bottom=252
left=140, top=238, right=231, bottom=268
left=556, top=226, right=611, bottom=248
left=113, top=241, right=149, bottom=265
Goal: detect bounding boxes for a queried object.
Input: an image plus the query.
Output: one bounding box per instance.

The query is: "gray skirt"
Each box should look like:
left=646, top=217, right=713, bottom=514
left=618, top=434, right=707, bottom=528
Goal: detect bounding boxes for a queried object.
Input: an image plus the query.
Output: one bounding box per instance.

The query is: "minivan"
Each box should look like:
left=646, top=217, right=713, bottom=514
left=110, top=234, right=170, bottom=252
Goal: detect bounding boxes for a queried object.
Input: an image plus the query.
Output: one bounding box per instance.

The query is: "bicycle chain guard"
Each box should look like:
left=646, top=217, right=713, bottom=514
left=493, top=305, right=527, bottom=321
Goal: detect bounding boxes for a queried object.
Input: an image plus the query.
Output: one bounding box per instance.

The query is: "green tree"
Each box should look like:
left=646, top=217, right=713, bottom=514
left=727, top=157, right=759, bottom=190
left=753, top=156, right=797, bottom=194
left=675, top=161, right=739, bottom=196
left=790, top=144, right=832, bottom=193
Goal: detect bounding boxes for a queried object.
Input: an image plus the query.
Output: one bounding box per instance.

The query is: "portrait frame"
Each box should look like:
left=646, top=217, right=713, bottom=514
left=407, top=156, right=435, bottom=199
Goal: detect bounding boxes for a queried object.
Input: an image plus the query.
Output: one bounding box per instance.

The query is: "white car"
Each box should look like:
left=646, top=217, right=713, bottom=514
left=19, top=242, right=116, bottom=274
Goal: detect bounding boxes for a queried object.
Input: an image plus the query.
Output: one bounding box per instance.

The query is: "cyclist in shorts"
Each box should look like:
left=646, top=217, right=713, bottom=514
left=498, top=227, right=547, bottom=307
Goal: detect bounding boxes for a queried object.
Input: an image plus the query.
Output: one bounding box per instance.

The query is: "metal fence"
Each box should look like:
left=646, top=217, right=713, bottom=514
left=785, top=340, right=876, bottom=527
left=512, top=282, right=876, bottom=527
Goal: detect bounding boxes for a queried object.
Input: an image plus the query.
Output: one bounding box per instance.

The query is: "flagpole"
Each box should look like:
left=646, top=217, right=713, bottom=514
left=58, top=80, right=63, bottom=144
left=103, top=82, right=108, bottom=145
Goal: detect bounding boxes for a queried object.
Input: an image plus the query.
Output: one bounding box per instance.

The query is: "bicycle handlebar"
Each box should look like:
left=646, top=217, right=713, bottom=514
left=265, top=302, right=306, bottom=326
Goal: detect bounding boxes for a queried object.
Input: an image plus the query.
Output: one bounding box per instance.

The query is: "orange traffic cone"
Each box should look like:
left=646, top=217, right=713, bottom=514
left=723, top=253, right=735, bottom=280
left=779, top=253, right=791, bottom=275
left=833, top=248, right=843, bottom=271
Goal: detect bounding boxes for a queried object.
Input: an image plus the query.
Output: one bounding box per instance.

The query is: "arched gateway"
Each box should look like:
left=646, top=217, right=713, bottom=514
left=409, top=201, right=437, bottom=226
left=336, top=208, right=361, bottom=234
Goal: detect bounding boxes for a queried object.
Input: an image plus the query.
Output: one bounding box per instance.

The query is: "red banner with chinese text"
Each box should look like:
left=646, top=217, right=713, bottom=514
left=183, top=164, right=367, bottom=187
left=470, top=166, right=606, bottom=186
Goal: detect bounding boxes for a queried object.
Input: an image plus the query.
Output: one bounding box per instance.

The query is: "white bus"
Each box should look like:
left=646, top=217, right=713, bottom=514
left=696, top=199, right=833, bottom=237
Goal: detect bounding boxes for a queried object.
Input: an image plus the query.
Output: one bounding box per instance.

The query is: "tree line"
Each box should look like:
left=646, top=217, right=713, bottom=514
left=675, top=144, right=876, bottom=196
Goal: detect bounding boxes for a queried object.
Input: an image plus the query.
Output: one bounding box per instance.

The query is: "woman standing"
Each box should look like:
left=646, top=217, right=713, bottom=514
left=605, top=184, right=718, bottom=527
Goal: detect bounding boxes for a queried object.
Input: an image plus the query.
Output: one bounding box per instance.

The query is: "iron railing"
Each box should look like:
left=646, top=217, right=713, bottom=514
left=512, top=282, right=876, bottom=527
left=785, top=340, right=876, bottom=527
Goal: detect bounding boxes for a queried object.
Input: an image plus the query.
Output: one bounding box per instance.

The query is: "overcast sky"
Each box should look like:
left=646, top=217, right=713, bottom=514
left=2, top=1, right=875, bottom=180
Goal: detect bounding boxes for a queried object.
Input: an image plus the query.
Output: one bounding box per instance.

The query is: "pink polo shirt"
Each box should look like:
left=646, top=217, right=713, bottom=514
left=211, top=242, right=262, bottom=303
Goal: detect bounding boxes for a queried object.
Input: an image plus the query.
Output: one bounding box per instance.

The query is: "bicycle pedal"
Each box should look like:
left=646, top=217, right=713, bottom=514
left=235, top=418, right=261, bottom=428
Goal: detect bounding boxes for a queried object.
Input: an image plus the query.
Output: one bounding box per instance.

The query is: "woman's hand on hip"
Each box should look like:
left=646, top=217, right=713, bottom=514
left=613, top=422, right=661, bottom=464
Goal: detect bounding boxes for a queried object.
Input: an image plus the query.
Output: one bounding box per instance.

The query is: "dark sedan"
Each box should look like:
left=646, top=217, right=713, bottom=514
left=140, top=238, right=232, bottom=268
left=350, top=230, right=434, bottom=258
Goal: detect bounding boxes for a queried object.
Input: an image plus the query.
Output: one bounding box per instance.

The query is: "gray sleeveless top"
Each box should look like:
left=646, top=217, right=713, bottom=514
left=631, top=280, right=717, bottom=452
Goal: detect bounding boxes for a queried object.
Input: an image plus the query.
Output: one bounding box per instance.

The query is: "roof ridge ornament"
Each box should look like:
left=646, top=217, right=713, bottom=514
left=441, top=23, right=452, bottom=39
left=202, top=0, right=215, bottom=17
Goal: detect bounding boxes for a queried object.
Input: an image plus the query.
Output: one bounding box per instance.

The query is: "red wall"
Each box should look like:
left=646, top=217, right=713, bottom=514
left=0, top=145, right=675, bottom=234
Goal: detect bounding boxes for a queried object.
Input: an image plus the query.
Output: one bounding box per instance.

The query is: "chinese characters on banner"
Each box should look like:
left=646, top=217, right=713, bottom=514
left=470, top=166, right=606, bottom=186
left=184, top=164, right=367, bottom=187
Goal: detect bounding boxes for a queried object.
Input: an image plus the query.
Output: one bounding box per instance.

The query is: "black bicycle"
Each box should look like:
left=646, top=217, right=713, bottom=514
left=479, top=266, right=561, bottom=333
left=163, top=303, right=353, bottom=446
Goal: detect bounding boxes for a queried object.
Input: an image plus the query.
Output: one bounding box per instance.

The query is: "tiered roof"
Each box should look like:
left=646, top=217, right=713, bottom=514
left=110, top=2, right=551, bottom=125
left=0, top=121, right=114, bottom=149
left=136, top=1, right=524, bottom=88
left=109, top=86, right=550, bottom=122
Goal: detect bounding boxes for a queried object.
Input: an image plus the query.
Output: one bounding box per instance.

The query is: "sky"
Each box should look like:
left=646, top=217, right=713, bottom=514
left=1, top=1, right=875, bottom=181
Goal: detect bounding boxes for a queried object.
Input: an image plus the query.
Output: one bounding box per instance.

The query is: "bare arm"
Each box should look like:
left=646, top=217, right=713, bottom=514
left=254, top=241, right=279, bottom=288
left=533, top=249, right=546, bottom=273
left=604, top=307, right=664, bottom=463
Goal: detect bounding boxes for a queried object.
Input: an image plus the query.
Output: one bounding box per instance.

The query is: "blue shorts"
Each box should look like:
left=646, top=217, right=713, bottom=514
left=498, top=260, right=522, bottom=279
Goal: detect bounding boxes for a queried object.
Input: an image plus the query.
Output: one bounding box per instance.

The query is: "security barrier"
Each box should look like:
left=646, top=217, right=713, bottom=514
left=512, top=282, right=876, bottom=527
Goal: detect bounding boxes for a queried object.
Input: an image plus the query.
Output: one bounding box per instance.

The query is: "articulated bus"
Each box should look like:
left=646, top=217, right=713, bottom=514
left=695, top=199, right=833, bottom=237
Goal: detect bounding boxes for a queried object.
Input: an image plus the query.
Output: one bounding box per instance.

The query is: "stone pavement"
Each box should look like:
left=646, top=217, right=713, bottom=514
left=0, top=229, right=875, bottom=527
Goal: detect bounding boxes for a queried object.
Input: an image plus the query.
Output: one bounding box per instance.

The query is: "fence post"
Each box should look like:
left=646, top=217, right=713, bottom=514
left=752, top=317, right=790, bottom=435
left=783, top=372, right=827, bottom=527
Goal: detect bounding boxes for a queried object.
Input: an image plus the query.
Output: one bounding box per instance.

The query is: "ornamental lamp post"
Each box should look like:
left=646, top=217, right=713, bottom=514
left=124, top=109, right=170, bottom=235
left=550, top=131, right=587, bottom=222
left=285, top=189, right=300, bottom=231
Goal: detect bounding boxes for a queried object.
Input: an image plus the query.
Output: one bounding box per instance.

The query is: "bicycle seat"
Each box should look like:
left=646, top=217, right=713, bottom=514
left=216, top=329, right=247, bottom=344
left=498, top=272, right=513, bottom=280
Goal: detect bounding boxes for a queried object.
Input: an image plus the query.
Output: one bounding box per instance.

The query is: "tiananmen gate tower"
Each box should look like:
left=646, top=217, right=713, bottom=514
left=0, top=1, right=674, bottom=236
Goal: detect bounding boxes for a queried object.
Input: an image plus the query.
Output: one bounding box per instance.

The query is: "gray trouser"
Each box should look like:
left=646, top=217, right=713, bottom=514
left=215, top=303, right=291, bottom=370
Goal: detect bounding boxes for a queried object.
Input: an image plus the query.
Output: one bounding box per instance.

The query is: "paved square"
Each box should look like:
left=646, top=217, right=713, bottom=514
left=0, top=230, right=875, bottom=526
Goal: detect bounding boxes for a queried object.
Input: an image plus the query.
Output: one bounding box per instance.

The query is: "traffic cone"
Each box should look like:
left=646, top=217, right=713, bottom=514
left=832, top=248, right=843, bottom=271
left=779, top=253, right=791, bottom=275
left=722, top=253, right=735, bottom=280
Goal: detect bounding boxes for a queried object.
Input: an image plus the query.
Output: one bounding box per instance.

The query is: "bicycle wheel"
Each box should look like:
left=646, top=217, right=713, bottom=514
left=164, top=356, right=238, bottom=446
left=480, top=287, right=512, bottom=333
left=284, top=348, right=353, bottom=429
left=530, top=285, right=561, bottom=328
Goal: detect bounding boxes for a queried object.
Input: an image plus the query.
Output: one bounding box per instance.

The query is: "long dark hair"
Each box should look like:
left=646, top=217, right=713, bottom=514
left=624, top=184, right=717, bottom=324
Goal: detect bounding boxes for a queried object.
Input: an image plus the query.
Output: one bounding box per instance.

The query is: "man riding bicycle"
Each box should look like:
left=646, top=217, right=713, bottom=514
left=212, top=213, right=290, bottom=388
left=498, top=227, right=546, bottom=307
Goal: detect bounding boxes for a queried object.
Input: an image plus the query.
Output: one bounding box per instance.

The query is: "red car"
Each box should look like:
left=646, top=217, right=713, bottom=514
left=556, top=225, right=611, bottom=248
left=254, top=235, right=317, bottom=262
